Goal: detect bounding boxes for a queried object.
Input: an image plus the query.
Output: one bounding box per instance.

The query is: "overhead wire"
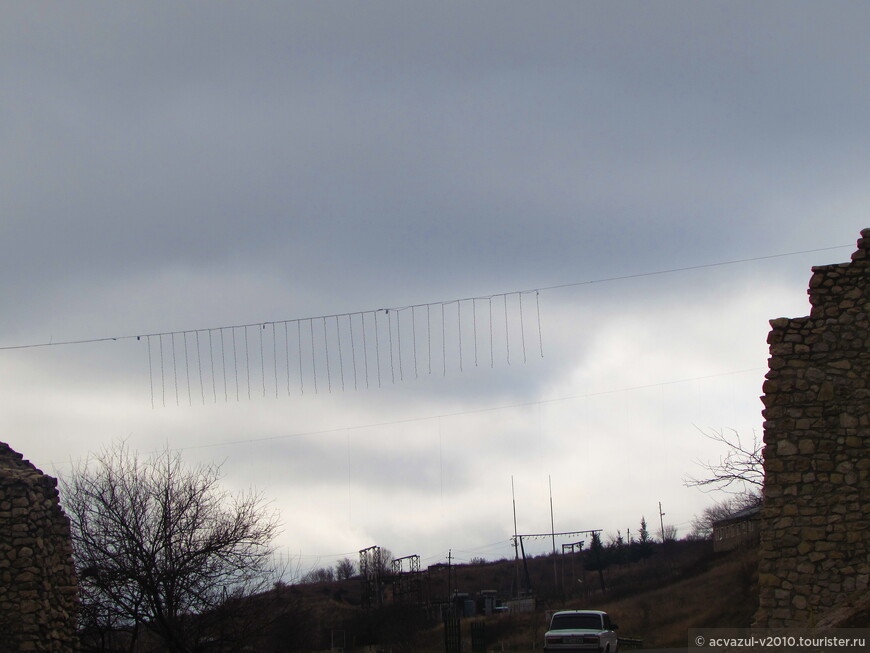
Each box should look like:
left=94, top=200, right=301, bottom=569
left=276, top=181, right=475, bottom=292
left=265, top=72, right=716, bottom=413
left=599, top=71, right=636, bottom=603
left=1, top=244, right=848, bottom=353
left=0, top=244, right=852, bottom=410
left=209, top=330, right=217, bottom=404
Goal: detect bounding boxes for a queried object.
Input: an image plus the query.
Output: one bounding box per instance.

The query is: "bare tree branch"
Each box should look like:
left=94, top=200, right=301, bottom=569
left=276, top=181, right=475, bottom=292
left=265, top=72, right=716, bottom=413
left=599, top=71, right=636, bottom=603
left=683, top=426, right=764, bottom=494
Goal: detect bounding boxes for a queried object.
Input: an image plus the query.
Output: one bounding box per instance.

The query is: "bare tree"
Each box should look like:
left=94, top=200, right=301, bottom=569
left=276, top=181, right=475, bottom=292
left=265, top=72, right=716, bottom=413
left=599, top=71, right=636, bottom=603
left=683, top=427, right=764, bottom=493
left=658, top=524, right=679, bottom=543
left=62, top=441, right=280, bottom=653
left=377, top=548, right=395, bottom=576
left=301, top=566, right=335, bottom=584
left=335, top=557, right=357, bottom=580
left=689, top=492, right=762, bottom=540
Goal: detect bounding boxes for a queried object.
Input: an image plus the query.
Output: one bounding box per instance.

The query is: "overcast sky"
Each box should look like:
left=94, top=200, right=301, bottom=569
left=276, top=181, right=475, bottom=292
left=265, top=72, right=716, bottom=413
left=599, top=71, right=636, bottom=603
left=2, top=1, right=868, bottom=575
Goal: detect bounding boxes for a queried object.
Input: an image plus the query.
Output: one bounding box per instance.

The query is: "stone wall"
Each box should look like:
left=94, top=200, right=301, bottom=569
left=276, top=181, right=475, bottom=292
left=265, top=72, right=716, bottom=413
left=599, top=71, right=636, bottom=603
left=0, top=442, right=79, bottom=652
left=755, top=228, right=870, bottom=627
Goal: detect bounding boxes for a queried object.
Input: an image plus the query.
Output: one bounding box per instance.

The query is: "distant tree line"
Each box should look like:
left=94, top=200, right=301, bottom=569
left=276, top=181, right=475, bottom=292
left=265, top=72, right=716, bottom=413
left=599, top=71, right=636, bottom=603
left=300, top=556, right=358, bottom=584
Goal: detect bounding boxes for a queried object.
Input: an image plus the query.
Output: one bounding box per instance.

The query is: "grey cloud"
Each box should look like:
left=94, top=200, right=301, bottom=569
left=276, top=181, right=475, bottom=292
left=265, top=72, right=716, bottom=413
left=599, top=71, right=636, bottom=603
left=3, top=1, right=869, bottom=559
left=7, top=2, right=868, bottom=292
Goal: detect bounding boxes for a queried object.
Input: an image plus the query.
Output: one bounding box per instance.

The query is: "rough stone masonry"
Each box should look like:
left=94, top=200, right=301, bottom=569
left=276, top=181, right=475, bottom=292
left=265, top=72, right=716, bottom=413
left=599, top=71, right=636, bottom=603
left=0, top=442, right=79, bottom=652
left=755, top=228, right=870, bottom=627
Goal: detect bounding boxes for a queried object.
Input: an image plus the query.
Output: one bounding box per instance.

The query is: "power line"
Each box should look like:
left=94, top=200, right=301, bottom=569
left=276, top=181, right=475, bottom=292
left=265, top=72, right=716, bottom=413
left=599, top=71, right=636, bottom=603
left=527, top=244, right=851, bottom=294
left=0, top=244, right=848, bottom=352
left=1, top=243, right=849, bottom=409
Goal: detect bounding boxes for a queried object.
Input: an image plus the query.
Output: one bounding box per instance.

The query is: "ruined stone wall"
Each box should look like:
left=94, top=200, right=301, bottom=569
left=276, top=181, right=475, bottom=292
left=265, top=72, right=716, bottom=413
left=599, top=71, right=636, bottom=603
left=0, top=442, right=79, bottom=652
left=756, top=229, right=870, bottom=627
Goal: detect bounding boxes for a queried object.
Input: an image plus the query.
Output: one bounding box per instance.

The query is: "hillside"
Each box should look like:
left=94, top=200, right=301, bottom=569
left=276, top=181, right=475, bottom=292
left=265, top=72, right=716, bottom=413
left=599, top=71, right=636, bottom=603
left=221, top=539, right=760, bottom=652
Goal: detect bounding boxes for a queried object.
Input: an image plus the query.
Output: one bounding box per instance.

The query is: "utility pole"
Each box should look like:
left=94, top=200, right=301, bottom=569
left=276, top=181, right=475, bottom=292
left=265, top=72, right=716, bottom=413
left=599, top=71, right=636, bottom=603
left=512, top=476, right=520, bottom=598
left=658, top=501, right=666, bottom=543
left=549, top=476, right=558, bottom=591
left=447, top=549, right=453, bottom=601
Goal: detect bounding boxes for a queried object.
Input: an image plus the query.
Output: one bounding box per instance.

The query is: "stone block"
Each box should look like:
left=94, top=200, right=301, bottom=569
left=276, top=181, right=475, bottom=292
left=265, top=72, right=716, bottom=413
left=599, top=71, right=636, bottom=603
left=840, top=413, right=860, bottom=428
left=798, top=439, right=816, bottom=454
left=777, top=440, right=799, bottom=456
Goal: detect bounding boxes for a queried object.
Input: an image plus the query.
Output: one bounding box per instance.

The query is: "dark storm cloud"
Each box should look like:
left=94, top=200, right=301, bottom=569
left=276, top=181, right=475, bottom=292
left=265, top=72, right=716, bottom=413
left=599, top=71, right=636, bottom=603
left=5, top=0, right=869, bottom=326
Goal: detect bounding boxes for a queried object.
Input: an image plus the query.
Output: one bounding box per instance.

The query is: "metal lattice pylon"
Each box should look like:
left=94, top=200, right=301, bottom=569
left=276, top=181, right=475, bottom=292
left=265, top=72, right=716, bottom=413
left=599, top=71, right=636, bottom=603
left=359, top=545, right=383, bottom=608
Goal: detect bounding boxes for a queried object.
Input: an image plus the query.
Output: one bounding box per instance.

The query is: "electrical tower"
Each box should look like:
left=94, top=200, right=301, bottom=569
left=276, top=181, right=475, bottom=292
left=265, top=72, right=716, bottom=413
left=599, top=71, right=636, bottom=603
left=390, top=554, right=423, bottom=606
left=359, top=545, right=385, bottom=608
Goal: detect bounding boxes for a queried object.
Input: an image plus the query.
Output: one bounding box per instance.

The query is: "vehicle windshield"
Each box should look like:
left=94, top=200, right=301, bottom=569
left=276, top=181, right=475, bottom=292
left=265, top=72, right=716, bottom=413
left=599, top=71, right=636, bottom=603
left=550, top=613, right=603, bottom=630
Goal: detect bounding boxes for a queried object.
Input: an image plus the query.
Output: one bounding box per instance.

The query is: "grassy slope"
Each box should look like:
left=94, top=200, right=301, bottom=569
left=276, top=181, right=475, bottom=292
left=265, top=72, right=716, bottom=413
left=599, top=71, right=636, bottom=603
left=245, top=540, right=759, bottom=651
left=472, top=542, right=760, bottom=650
left=596, top=546, right=758, bottom=647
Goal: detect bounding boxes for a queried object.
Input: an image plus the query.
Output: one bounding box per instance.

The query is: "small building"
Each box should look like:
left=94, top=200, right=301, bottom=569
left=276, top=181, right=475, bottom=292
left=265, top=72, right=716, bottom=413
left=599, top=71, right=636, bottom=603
left=712, top=504, right=761, bottom=552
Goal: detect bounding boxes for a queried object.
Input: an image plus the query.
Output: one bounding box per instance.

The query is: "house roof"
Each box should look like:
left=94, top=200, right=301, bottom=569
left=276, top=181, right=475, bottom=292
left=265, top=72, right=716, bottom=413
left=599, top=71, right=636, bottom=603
left=712, top=503, right=761, bottom=526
